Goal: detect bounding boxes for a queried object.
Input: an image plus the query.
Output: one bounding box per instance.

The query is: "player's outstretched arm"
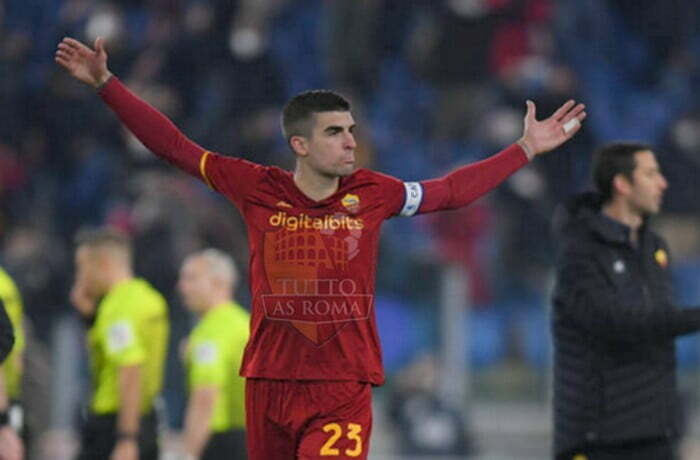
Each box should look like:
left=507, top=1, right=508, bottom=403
left=55, top=37, right=205, bottom=179
left=415, top=100, right=586, bottom=214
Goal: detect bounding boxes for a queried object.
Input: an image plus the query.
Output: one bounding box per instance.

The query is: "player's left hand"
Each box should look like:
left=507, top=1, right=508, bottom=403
left=110, top=439, right=138, bottom=460
left=518, top=99, right=586, bottom=157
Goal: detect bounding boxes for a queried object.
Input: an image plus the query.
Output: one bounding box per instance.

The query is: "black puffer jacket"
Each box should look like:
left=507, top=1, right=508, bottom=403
left=551, top=192, right=700, bottom=455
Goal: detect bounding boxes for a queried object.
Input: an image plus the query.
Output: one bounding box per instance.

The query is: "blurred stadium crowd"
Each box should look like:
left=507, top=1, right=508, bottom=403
left=2, top=0, right=700, bottom=456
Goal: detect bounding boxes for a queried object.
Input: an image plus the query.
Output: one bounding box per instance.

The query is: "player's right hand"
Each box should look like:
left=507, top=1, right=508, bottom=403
left=55, top=37, right=112, bottom=89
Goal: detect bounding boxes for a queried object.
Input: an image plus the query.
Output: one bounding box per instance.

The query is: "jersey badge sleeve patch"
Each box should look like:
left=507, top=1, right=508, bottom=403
left=194, top=342, right=218, bottom=365
left=107, top=320, right=135, bottom=353
left=341, top=194, right=361, bottom=214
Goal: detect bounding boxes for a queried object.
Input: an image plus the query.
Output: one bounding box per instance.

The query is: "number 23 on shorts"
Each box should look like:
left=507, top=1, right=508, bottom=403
left=320, top=422, right=363, bottom=457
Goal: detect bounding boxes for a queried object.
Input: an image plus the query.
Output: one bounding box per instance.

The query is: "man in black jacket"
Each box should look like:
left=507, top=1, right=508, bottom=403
left=552, top=142, right=700, bottom=460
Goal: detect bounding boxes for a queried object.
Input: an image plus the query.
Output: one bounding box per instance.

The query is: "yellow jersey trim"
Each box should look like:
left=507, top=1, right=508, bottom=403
left=200, top=151, right=214, bottom=189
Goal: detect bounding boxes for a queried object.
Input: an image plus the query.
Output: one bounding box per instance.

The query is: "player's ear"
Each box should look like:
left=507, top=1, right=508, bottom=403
left=289, top=135, right=309, bottom=157
left=612, top=173, right=632, bottom=197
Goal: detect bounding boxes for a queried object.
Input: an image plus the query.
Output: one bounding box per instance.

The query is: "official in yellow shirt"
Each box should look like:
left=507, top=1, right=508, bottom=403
left=178, top=249, right=249, bottom=459
left=0, top=267, right=25, bottom=460
left=71, top=229, right=169, bottom=460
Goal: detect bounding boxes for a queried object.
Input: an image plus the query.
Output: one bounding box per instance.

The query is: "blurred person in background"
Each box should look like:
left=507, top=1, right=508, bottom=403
left=0, top=266, right=23, bottom=460
left=70, top=229, right=168, bottom=460
left=388, top=353, right=471, bottom=456
left=552, top=143, right=700, bottom=460
left=177, top=249, right=249, bottom=460
left=55, top=36, right=585, bottom=460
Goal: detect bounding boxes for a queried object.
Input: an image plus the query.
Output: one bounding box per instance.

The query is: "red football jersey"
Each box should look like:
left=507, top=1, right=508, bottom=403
left=202, top=154, right=406, bottom=384
left=99, top=77, right=529, bottom=385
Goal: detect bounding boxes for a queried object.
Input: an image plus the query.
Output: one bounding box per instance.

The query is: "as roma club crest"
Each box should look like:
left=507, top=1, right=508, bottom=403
left=655, top=249, right=669, bottom=269
left=341, top=194, right=360, bottom=214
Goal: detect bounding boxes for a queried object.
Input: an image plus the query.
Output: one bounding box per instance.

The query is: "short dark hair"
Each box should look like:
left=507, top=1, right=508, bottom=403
left=281, top=90, right=351, bottom=143
left=592, top=142, right=653, bottom=203
left=75, top=227, right=132, bottom=260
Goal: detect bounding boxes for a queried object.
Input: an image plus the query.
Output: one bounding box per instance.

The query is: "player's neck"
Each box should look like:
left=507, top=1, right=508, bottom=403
left=293, top=163, right=340, bottom=202
left=104, top=269, right=134, bottom=293
left=201, top=296, right=231, bottom=316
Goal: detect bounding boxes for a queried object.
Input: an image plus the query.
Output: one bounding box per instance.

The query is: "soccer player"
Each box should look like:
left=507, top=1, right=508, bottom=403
left=70, top=229, right=169, bottom=460
left=552, top=143, right=700, bottom=460
left=56, top=37, right=586, bottom=460
left=0, top=266, right=24, bottom=460
left=178, top=249, right=249, bottom=459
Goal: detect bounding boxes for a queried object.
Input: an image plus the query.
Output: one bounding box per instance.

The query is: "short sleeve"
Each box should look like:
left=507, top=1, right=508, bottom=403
left=188, top=339, right=226, bottom=388
left=102, top=318, right=145, bottom=366
left=199, top=151, right=266, bottom=209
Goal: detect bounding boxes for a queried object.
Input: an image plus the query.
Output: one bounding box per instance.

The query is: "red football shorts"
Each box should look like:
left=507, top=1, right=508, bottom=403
left=246, top=379, right=373, bottom=460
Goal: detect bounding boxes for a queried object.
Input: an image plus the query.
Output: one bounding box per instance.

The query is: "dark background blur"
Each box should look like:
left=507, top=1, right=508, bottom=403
left=2, top=0, right=700, bottom=458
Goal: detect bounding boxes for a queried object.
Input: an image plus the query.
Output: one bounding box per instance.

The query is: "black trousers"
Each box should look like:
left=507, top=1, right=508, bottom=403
left=202, top=429, right=247, bottom=460
left=76, top=411, right=159, bottom=460
left=556, top=437, right=678, bottom=460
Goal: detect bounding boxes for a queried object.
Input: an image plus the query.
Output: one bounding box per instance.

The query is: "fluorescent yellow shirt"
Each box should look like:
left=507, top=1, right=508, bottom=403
left=88, top=278, right=169, bottom=414
left=0, top=267, right=24, bottom=400
left=186, top=302, right=249, bottom=431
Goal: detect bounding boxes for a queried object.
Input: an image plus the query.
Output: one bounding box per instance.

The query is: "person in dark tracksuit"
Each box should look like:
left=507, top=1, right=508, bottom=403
left=552, top=142, right=700, bottom=460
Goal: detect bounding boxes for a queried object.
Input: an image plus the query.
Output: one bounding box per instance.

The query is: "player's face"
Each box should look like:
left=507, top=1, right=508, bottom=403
left=178, top=257, right=212, bottom=312
left=304, top=111, right=357, bottom=177
left=626, top=150, right=668, bottom=216
left=74, top=246, right=104, bottom=300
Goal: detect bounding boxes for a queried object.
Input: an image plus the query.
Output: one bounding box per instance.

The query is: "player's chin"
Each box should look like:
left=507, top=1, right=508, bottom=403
left=645, top=202, right=661, bottom=216
left=336, top=164, right=355, bottom=176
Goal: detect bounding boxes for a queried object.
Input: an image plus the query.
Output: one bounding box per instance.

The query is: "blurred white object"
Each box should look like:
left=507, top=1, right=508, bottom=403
left=485, top=107, right=522, bottom=146
left=672, top=117, right=700, bottom=153
left=510, top=168, right=545, bottom=200
left=85, top=5, right=124, bottom=44
left=448, top=0, right=487, bottom=18
left=229, top=27, right=265, bottom=60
